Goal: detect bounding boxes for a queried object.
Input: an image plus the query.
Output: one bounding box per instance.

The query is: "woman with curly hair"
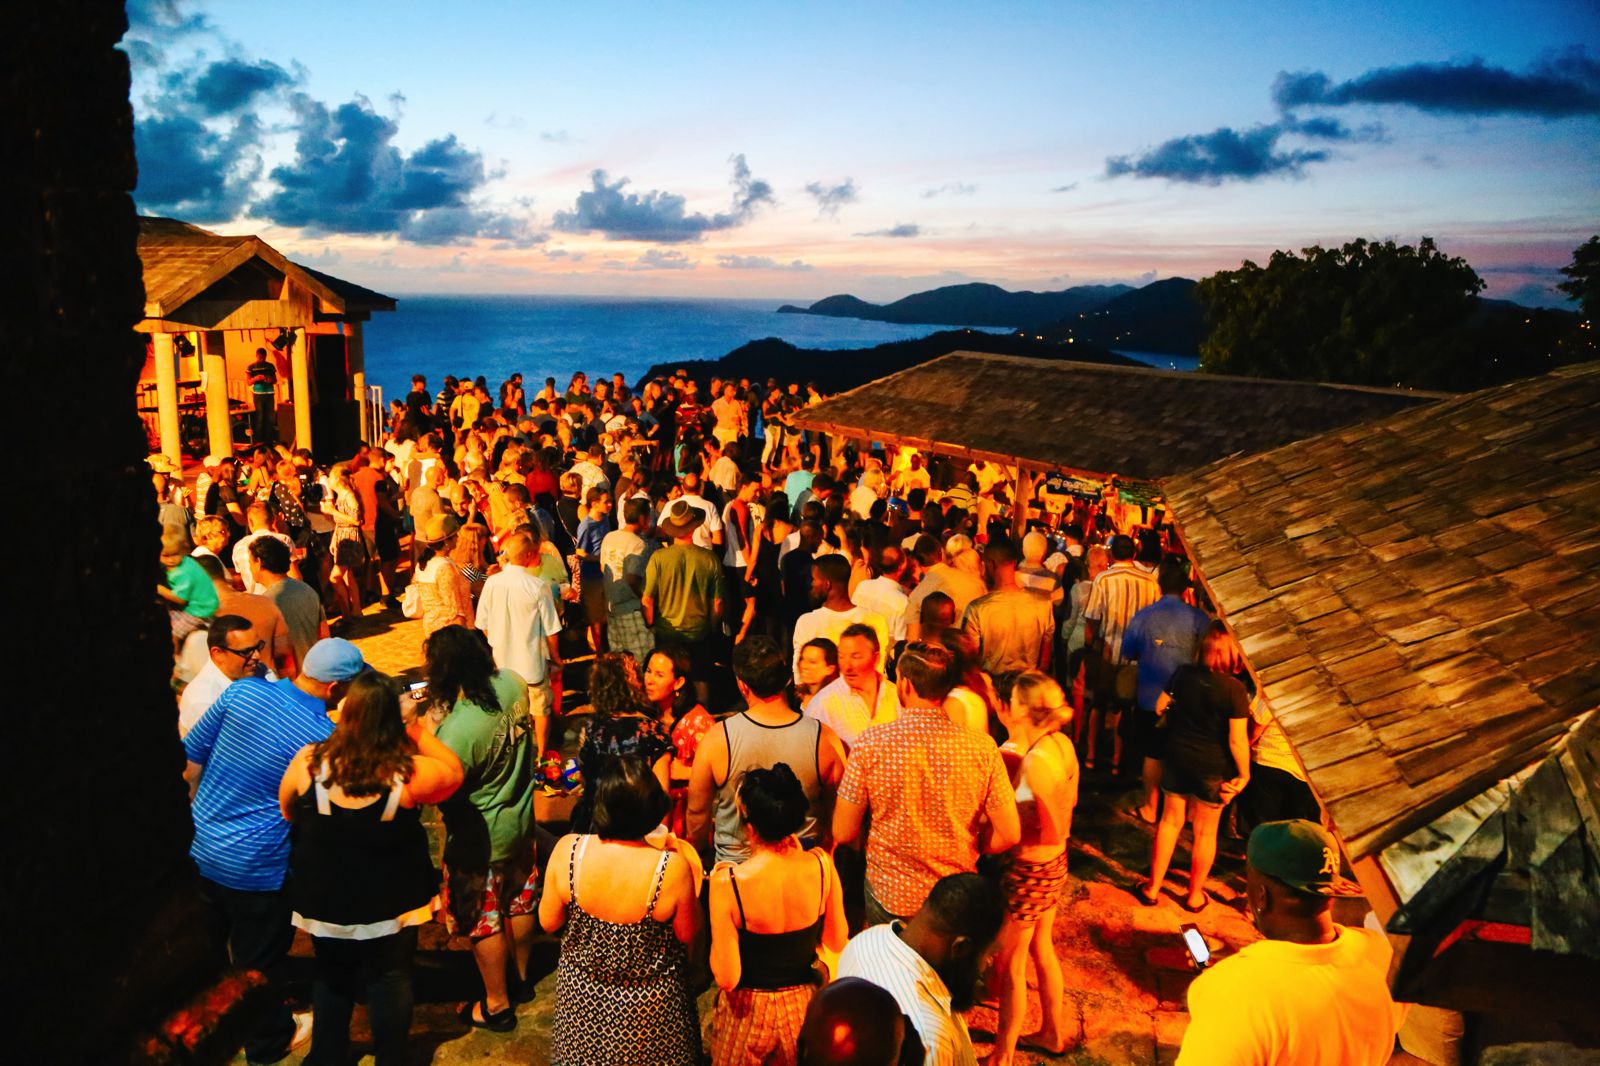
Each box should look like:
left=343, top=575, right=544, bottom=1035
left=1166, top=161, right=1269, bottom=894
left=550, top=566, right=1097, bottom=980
left=278, top=672, right=463, bottom=1064
left=570, top=652, right=673, bottom=833
left=424, top=625, right=543, bottom=1032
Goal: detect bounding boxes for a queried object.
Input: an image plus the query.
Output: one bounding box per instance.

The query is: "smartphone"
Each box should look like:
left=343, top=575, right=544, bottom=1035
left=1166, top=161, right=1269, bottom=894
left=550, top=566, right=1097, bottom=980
left=407, top=681, right=428, bottom=700
left=1180, top=923, right=1211, bottom=970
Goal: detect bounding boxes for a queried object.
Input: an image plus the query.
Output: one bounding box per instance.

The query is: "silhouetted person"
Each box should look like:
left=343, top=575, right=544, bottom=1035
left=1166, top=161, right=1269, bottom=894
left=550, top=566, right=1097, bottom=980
left=797, top=977, right=916, bottom=1066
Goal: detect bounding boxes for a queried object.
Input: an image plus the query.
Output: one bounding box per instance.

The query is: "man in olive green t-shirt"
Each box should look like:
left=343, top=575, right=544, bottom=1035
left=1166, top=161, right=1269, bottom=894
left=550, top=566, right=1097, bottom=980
left=642, top=499, right=725, bottom=706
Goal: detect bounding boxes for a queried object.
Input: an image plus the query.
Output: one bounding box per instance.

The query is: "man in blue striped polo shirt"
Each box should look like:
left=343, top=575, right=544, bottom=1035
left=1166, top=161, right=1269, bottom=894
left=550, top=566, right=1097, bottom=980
left=183, top=638, right=368, bottom=1065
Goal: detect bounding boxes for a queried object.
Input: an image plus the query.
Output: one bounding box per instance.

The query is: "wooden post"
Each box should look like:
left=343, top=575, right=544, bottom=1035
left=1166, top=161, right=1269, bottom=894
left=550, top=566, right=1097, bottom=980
left=1013, top=465, right=1033, bottom=539
left=289, top=327, right=312, bottom=452
left=152, top=331, right=181, bottom=464
left=348, top=322, right=369, bottom=444
left=200, top=333, right=231, bottom=458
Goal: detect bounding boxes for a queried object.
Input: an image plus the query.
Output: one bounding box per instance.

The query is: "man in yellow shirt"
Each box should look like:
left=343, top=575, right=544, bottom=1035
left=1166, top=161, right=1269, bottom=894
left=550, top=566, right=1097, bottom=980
left=1177, top=820, right=1398, bottom=1065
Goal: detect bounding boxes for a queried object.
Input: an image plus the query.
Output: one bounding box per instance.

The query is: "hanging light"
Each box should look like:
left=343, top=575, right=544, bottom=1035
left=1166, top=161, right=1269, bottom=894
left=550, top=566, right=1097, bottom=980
left=173, top=334, right=195, bottom=358
left=270, top=328, right=295, bottom=352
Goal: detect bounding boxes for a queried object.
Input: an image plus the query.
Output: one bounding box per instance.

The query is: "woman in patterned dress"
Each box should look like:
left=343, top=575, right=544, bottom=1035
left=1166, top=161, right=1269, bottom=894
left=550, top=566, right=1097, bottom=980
left=988, top=671, right=1079, bottom=1066
left=539, top=756, right=701, bottom=1066
left=322, top=463, right=366, bottom=622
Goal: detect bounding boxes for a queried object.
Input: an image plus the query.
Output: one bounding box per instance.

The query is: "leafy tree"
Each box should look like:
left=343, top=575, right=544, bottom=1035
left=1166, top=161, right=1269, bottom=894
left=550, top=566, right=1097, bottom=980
left=1197, top=238, right=1486, bottom=389
left=1557, top=236, right=1599, bottom=321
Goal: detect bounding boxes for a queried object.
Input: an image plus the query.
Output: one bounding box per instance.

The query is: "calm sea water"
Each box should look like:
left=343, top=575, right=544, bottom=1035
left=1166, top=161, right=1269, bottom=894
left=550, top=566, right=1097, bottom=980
left=360, top=295, right=1006, bottom=402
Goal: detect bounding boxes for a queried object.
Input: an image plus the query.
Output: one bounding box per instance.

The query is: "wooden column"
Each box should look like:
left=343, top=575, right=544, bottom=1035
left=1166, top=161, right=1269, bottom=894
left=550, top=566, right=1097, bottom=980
left=200, top=333, right=231, bottom=458
left=1014, top=465, right=1033, bottom=539
left=348, top=322, right=369, bottom=443
left=152, top=331, right=181, bottom=464
left=289, top=327, right=312, bottom=452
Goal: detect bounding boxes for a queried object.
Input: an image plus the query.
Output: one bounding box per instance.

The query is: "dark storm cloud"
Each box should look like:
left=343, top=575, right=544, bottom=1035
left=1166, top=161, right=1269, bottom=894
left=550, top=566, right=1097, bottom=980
left=133, top=112, right=266, bottom=221
left=1105, top=123, right=1330, bottom=184
left=1273, top=50, right=1600, bottom=118
left=191, top=59, right=296, bottom=115
left=855, top=224, right=921, bottom=238
left=255, top=94, right=538, bottom=246
left=553, top=155, right=774, bottom=243
left=1102, top=112, right=1381, bottom=185
left=805, top=178, right=858, bottom=216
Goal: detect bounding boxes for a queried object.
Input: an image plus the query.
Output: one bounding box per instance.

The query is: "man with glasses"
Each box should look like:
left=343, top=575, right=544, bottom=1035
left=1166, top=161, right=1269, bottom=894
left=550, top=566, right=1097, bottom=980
left=178, top=615, right=270, bottom=737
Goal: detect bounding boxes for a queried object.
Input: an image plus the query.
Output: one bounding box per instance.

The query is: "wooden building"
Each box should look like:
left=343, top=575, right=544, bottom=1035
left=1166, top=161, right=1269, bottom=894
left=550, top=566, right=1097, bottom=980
left=788, top=351, right=1440, bottom=526
left=1166, top=361, right=1600, bottom=1022
left=136, top=216, right=396, bottom=462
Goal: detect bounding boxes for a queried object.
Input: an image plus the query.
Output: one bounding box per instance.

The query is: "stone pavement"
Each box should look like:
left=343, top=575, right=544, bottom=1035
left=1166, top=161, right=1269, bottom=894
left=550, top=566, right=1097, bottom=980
left=249, top=600, right=1260, bottom=1065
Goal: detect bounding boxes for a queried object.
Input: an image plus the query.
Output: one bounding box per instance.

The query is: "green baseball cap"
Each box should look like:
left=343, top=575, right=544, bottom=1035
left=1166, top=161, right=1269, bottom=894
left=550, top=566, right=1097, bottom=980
left=1246, top=819, right=1363, bottom=897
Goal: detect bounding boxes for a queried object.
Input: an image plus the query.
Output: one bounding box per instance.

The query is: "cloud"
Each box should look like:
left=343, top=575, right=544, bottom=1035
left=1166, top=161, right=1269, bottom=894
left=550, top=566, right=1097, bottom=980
left=717, top=254, right=813, bottom=271
left=125, top=0, right=542, bottom=245
left=552, top=155, right=773, bottom=243
left=805, top=178, right=858, bottom=216
left=922, top=182, right=977, bottom=198
left=855, top=224, right=921, bottom=238
left=540, top=129, right=577, bottom=144
left=1050, top=182, right=1079, bottom=193
left=1104, top=119, right=1363, bottom=184
left=1273, top=50, right=1600, bottom=118
left=484, top=112, right=526, bottom=131
left=633, top=249, right=697, bottom=270
left=255, top=93, right=539, bottom=246
left=191, top=58, right=296, bottom=115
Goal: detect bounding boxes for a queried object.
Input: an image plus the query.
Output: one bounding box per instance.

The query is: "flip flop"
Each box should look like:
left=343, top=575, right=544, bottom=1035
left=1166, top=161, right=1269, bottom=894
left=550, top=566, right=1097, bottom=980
left=1122, top=806, right=1156, bottom=826
left=1134, top=884, right=1162, bottom=906
left=457, top=999, right=517, bottom=1032
left=1017, top=1036, right=1071, bottom=1058
left=1179, top=893, right=1210, bottom=914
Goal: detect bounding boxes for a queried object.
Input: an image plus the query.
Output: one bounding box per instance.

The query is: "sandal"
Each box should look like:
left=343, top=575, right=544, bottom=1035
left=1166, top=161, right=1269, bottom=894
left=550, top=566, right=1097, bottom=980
left=457, top=999, right=517, bottom=1032
left=1122, top=806, right=1156, bottom=826
left=511, top=973, right=538, bottom=1005
left=1135, top=884, right=1162, bottom=907
left=1179, top=893, right=1210, bottom=914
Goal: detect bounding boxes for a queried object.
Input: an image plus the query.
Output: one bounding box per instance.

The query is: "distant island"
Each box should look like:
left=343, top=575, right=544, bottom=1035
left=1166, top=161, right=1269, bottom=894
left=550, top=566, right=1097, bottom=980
left=641, top=329, right=1140, bottom=394
left=778, top=278, right=1206, bottom=356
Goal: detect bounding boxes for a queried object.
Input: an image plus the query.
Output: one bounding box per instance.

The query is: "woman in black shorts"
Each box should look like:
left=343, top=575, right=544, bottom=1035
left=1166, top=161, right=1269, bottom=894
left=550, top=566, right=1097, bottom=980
left=1136, top=623, right=1250, bottom=912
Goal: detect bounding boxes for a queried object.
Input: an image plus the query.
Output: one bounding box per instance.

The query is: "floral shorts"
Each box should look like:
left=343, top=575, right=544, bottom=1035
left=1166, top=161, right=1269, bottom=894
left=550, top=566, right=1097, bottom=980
left=440, top=851, right=539, bottom=940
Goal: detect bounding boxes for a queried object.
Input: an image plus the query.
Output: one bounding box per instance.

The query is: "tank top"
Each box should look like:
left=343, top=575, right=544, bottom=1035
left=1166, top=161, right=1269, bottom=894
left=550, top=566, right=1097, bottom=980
left=713, top=712, right=823, bottom=864
left=288, top=765, right=438, bottom=937
left=730, top=851, right=828, bottom=990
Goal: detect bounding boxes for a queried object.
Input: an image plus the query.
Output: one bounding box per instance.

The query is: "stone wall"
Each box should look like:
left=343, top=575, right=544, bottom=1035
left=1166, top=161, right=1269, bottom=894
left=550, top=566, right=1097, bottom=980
left=4, top=2, right=229, bottom=1060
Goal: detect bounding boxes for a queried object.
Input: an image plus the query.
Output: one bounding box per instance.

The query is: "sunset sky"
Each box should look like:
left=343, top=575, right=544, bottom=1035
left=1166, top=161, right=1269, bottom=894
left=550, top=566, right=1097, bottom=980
left=125, top=0, right=1600, bottom=304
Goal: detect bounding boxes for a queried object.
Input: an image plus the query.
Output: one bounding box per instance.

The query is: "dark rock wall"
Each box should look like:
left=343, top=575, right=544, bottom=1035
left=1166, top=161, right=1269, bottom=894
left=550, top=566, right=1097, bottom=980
left=3, top=3, right=225, bottom=1060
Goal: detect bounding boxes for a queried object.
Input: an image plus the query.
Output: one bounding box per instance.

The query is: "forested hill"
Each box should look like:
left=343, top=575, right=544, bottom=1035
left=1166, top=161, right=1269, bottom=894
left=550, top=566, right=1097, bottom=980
left=640, top=329, right=1139, bottom=394
left=778, top=282, right=1133, bottom=330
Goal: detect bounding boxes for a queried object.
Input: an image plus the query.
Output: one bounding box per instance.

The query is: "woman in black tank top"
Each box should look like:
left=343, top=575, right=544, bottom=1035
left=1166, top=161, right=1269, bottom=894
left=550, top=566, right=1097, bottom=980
left=706, top=765, right=848, bottom=1066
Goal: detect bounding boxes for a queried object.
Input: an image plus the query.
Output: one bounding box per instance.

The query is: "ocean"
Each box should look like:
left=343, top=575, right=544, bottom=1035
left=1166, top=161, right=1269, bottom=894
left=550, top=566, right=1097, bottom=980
left=359, top=294, right=1007, bottom=402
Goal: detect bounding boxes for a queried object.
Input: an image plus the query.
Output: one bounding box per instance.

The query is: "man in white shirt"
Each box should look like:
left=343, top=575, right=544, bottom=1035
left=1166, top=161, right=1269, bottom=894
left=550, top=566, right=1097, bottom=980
left=676, top=473, right=724, bottom=550
left=475, top=530, right=563, bottom=752
left=568, top=444, right=611, bottom=500
left=850, top=466, right=887, bottom=520
left=178, top=616, right=271, bottom=737
left=705, top=439, right=741, bottom=496
left=836, top=872, right=1005, bottom=1066
left=852, top=544, right=911, bottom=645
left=231, top=504, right=294, bottom=594
left=791, top=555, right=888, bottom=675
left=806, top=624, right=899, bottom=750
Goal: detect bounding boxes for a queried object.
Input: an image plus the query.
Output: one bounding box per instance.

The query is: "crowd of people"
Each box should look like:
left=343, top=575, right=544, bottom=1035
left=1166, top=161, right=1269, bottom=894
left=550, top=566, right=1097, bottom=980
left=160, top=366, right=1402, bottom=1066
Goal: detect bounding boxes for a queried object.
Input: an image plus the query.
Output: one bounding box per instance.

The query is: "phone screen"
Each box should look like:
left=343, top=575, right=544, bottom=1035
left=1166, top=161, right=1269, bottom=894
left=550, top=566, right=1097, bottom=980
left=407, top=681, right=428, bottom=699
left=1180, top=924, right=1211, bottom=969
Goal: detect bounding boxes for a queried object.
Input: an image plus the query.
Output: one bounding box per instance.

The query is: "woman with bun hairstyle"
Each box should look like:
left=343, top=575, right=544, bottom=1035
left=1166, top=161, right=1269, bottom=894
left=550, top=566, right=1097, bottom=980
left=988, top=671, right=1080, bottom=1065
left=707, top=763, right=847, bottom=1066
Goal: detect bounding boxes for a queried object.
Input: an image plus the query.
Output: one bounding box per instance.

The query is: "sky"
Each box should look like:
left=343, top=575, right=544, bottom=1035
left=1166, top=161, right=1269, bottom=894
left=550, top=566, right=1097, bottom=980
left=123, top=0, right=1600, bottom=304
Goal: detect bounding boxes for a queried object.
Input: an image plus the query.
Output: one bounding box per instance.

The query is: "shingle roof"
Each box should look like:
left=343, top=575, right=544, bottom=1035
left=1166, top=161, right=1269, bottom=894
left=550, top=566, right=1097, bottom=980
left=136, top=217, right=395, bottom=318
left=1165, top=361, right=1600, bottom=954
left=787, top=352, right=1440, bottom=480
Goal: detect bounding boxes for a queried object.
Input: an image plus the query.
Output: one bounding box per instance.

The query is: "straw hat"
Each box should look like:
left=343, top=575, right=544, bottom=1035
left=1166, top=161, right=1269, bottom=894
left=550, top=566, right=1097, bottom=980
left=417, top=513, right=461, bottom=546
left=658, top=499, right=706, bottom=539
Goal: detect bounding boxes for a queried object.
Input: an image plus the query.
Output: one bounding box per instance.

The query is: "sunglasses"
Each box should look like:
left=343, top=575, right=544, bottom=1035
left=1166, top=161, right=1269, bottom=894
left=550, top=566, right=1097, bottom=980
left=219, top=640, right=266, bottom=659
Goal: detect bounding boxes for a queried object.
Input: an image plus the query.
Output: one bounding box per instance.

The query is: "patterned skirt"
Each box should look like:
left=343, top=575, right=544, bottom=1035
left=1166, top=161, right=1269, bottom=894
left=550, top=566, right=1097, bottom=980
left=710, top=985, right=815, bottom=1066
left=1002, top=850, right=1069, bottom=922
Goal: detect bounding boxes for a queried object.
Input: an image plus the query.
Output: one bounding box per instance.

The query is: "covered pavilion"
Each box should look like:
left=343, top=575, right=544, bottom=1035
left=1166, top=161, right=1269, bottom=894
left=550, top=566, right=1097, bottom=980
left=1166, top=360, right=1600, bottom=1025
left=135, top=216, right=395, bottom=462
